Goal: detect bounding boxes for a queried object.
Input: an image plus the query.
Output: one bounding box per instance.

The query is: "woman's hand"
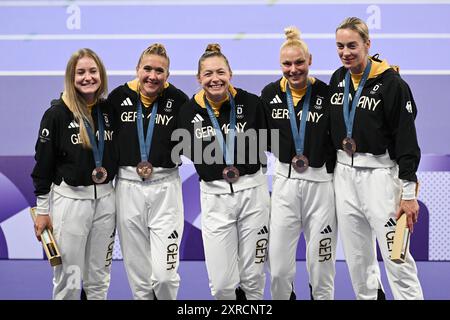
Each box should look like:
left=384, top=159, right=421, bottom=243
left=34, top=214, right=53, bottom=241
left=396, top=199, right=419, bottom=233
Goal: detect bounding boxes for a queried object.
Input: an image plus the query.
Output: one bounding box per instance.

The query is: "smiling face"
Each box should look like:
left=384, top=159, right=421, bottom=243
left=136, top=54, right=169, bottom=97
left=280, top=45, right=311, bottom=90
left=74, top=56, right=101, bottom=103
left=197, top=56, right=232, bottom=102
left=336, top=28, right=370, bottom=74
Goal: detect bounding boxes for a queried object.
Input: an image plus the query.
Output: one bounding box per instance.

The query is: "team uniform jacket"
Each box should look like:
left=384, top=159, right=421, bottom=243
left=177, top=88, right=268, bottom=182
left=108, top=83, right=188, bottom=168
left=31, top=98, right=117, bottom=197
left=329, top=63, right=421, bottom=182
left=261, top=78, right=335, bottom=174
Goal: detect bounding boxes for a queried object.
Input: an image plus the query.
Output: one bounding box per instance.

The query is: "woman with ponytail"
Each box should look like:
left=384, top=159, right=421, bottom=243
left=32, top=48, right=117, bottom=299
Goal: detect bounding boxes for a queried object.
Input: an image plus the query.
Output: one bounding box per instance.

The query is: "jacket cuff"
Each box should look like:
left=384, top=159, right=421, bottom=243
left=401, top=180, right=417, bottom=200
left=35, top=194, right=50, bottom=215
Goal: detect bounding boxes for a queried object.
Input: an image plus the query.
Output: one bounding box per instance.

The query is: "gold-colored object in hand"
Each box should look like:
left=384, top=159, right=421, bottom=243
left=391, top=182, right=420, bottom=264
left=30, top=207, right=62, bottom=266
left=391, top=213, right=410, bottom=264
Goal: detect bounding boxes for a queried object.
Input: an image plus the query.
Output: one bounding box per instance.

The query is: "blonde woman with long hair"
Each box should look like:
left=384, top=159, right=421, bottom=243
left=32, top=48, right=117, bottom=299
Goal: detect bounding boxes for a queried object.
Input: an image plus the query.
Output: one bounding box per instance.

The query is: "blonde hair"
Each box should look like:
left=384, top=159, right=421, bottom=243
left=336, top=17, right=370, bottom=43
left=137, top=43, right=170, bottom=70
left=197, top=43, right=232, bottom=77
left=64, top=48, right=108, bottom=149
left=280, top=26, right=310, bottom=56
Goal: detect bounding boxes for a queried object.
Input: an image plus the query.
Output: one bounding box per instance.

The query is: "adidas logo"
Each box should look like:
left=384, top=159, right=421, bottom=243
left=269, top=94, right=283, bottom=104
left=257, top=226, right=268, bottom=235
left=168, top=230, right=179, bottom=240
left=320, top=225, right=332, bottom=234
left=121, top=97, right=133, bottom=106
left=384, top=218, right=396, bottom=227
left=191, top=113, right=204, bottom=123
left=68, top=120, right=79, bottom=129
left=338, top=79, right=345, bottom=88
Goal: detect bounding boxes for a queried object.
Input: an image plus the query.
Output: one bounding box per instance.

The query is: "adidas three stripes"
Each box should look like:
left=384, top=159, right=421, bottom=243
left=268, top=172, right=337, bottom=300
left=116, top=173, right=184, bottom=300
left=334, top=162, right=423, bottom=300
left=201, top=182, right=270, bottom=300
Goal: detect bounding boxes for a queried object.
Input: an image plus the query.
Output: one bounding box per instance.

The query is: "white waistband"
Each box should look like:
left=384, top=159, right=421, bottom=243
left=200, top=169, right=267, bottom=194
left=117, top=166, right=179, bottom=184
left=275, top=160, right=332, bottom=182
left=336, top=150, right=396, bottom=168
left=118, top=166, right=178, bottom=182
left=52, top=181, right=113, bottom=200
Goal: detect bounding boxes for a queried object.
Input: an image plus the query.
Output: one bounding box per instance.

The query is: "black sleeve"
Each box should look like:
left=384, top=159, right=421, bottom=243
left=172, top=90, right=190, bottom=133
left=106, top=90, right=122, bottom=164
left=255, top=97, right=270, bottom=166
left=323, top=90, right=337, bottom=174
left=174, top=100, right=193, bottom=162
left=260, top=86, right=275, bottom=153
left=102, top=99, right=119, bottom=177
left=180, top=91, right=189, bottom=105
left=31, top=108, right=60, bottom=196
left=106, top=89, right=121, bottom=134
left=384, top=77, right=421, bottom=182
left=173, top=90, right=189, bottom=129
left=328, top=69, right=340, bottom=87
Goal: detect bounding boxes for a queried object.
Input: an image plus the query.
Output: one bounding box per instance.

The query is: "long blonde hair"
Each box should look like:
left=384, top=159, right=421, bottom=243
left=64, top=48, right=108, bottom=148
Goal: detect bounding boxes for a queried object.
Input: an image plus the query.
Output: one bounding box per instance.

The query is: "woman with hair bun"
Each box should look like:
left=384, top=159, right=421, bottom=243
left=177, top=43, right=270, bottom=300
left=261, top=26, right=337, bottom=300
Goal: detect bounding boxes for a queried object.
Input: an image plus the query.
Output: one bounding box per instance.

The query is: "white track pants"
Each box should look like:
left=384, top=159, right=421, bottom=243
left=201, top=183, right=270, bottom=300
left=51, top=191, right=116, bottom=300
left=269, top=175, right=336, bottom=300
left=116, top=174, right=184, bottom=300
left=334, top=163, right=423, bottom=300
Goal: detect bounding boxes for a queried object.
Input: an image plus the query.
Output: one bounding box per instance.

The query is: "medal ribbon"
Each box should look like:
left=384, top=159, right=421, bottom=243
left=136, top=92, right=158, bottom=163
left=84, top=106, right=105, bottom=168
left=286, top=80, right=312, bottom=156
left=204, top=92, right=236, bottom=166
left=343, top=59, right=372, bottom=138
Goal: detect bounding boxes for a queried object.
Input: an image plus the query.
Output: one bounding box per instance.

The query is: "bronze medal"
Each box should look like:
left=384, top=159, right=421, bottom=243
left=222, top=166, right=240, bottom=183
left=136, top=161, right=153, bottom=179
left=291, top=154, right=309, bottom=173
left=342, top=137, right=356, bottom=155
left=92, top=166, right=107, bottom=184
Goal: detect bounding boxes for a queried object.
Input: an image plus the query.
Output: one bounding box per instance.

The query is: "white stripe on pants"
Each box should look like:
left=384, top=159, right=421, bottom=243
left=334, top=163, right=423, bottom=300
left=269, top=174, right=336, bottom=300
left=201, top=183, right=270, bottom=300
left=116, top=175, right=184, bottom=300
left=51, top=191, right=116, bottom=300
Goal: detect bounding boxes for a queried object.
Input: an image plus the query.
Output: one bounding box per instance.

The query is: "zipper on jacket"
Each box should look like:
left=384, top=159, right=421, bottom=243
left=94, top=184, right=97, bottom=199
left=288, top=164, right=292, bottom=178
left=229, top=183, right=234, bottom=194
